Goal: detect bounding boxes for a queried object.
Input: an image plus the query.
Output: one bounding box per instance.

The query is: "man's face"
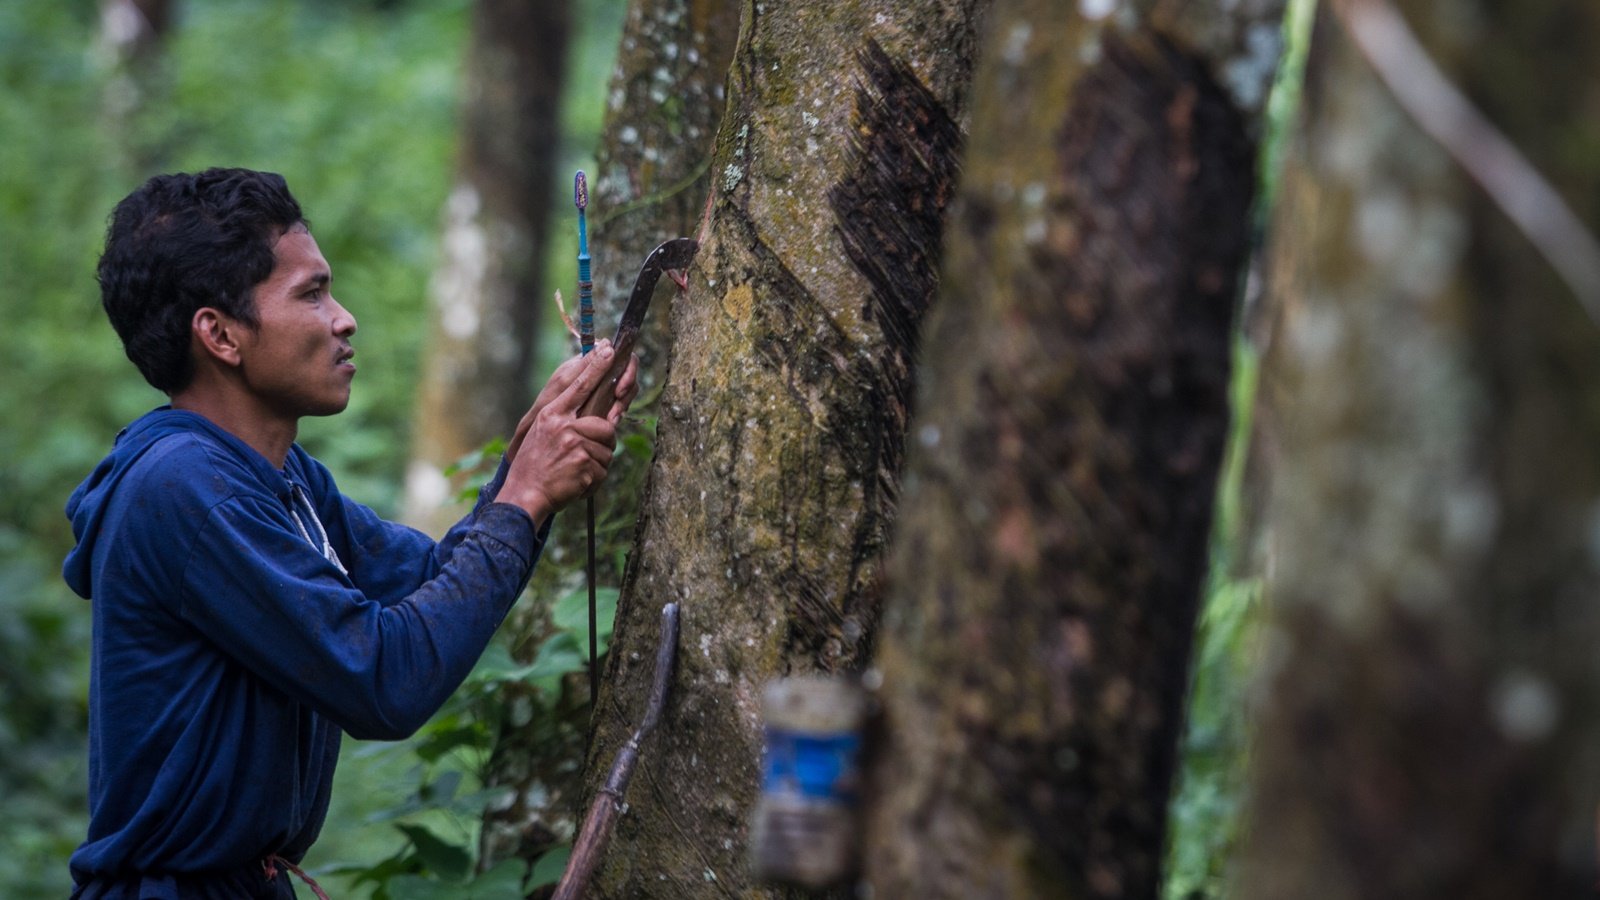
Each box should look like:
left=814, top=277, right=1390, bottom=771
left=235, top=225, right=358, bottom=419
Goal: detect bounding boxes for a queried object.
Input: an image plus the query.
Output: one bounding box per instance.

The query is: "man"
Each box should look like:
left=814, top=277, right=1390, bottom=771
left=63, top=168, right=636, bottom=898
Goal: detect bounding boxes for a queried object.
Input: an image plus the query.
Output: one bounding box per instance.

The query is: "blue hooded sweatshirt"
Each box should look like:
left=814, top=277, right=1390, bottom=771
left=63, top=408, right=544, bottom=897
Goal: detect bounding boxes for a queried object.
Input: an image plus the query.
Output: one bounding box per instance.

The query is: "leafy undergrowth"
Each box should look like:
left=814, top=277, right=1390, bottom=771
left=310, top=576, right=618, bottom=899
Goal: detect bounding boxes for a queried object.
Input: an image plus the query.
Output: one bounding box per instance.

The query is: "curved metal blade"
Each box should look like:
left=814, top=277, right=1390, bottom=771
left=614, top=238, right=698, bottom=338
left=578, top=237, right=698, bottom=420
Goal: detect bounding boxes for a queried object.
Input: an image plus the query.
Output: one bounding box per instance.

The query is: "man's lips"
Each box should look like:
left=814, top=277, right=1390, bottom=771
left=336, top=347, right=356, bottom=370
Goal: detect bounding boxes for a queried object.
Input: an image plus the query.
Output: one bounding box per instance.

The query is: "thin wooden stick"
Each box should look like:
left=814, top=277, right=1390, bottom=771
left=1332, top=0, right=1600, bottom=318
left=553, top=289, right=581, bottom=347
left=552, top=603, right=681, bottom=900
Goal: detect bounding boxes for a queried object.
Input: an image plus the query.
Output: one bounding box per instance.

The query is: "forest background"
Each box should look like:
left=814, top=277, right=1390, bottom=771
left=2, top=0, right=1268, bottom=895
left=1, top=0, right=1474, bottom=896
left=2, top=1, right=639, bottom=895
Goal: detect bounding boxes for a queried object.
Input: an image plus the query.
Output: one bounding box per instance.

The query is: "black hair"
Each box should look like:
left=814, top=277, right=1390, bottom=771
left=97, top=168, right=307, bottom=393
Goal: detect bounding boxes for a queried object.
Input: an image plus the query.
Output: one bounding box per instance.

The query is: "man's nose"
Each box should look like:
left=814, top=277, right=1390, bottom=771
left=331, top=297, right=357, bottom=336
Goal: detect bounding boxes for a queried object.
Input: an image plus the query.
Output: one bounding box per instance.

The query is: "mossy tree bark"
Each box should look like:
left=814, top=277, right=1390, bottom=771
left=579, top=1, right=987, bottom=895
left=1238, top=2, right=1600, bottom=896
left=584, top=0, right=743, bottom=391
left=403, top=0, right=568, bottom=536
left=861, top=1, right=1282, bottom=897
left=479, top=0, right=741, bottom=871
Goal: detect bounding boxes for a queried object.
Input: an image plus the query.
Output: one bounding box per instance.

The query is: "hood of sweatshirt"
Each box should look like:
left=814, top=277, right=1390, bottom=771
left=63, top=407, right=291, bottom=599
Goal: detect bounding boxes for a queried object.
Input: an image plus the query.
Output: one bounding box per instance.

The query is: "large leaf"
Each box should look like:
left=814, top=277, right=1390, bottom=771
left=471, top=859, right=531, bottom=897
left=469, top=630, right=589, bottom=689
left=527, top=844, right=572, bottom=890
left=465, top=641, right=521, bottom=684
left=419, top=770, right=462, bottom=807
left=411, top=719, right=491, bottom=763
left=394, top=823, right=471, bottom=882
left=386, top=860, right=527, bottom=900
left=552, top=585, right=619, bottom=655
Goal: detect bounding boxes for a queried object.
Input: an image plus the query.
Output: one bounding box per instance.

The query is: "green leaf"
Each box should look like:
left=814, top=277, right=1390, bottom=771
left=523, top=631, right=588, bottom=682
left=411, top=720, right=490, bottom=763
left=327, top=849, right=422, bottom=887
left=387, top=859, right=528, bottom=900
left=449, top=785, right=516, bottom=819
left=619, top=431, right=654, bottom=461
left=395, top=823, right=472, bottom=882
left=552, top=586, right=619, bottom=655
left=386, top=874, right=463, bottom=900
left=466, top=641, right=520, bottom=684
left=471, top=859, right=531, bottom=897
left=527, top=845, right=572, bottom=890
left=468, top=631, right=587, bottom=687
left=444, top=439, right=506, bottom=477
left=420, top=770, right=462, bottom=807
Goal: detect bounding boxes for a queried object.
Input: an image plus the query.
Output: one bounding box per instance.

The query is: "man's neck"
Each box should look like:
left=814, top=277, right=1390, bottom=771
left=170, top=387, right=298, bottom=469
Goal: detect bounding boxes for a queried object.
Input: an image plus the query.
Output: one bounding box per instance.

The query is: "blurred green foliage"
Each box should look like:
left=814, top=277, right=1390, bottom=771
left=315, top=578, right=619, bottom=899
left=1163, top=341, right=1265, bottom=900
left=1162, top=2, right=1316, bottom=897
left=0, top=0, right=622, bottom=894
left=3, top=0, right=1290, bottom=896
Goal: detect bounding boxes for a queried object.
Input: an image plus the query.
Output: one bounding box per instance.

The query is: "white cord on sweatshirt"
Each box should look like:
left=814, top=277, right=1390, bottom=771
left=289, top=484, right=348, bottom=576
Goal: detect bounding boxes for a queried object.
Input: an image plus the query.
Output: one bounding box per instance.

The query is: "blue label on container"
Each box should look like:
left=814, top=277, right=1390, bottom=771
left=761, top=727, right=862, bottom=804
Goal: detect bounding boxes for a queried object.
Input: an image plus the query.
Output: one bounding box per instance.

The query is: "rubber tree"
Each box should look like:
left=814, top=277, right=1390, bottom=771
left=859, top=0, right=1284, bottom=896
left=577, top=0, right=989, bottom=895
left=477, top=0, right=742, bottom=870
left=1238, top=1, right=1600, bottom=895
left=403, top=0, right=568, bottom=536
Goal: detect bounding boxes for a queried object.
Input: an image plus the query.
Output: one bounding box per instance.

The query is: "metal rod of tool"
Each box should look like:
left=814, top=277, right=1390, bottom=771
left=552, top=603, right=680, bottom=900
left=574, top=171, right=599, bottom=710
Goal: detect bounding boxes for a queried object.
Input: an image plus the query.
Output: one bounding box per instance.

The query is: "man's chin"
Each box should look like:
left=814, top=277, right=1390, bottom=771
left=305, top=394, right=353, bottom=418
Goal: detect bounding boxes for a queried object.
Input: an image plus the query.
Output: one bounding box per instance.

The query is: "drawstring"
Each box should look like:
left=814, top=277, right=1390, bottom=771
left=262, top=487, right=340, bottom=900
left=263, top=854, right=332, bottom=900
left=289, top=484, right=347, bottom=575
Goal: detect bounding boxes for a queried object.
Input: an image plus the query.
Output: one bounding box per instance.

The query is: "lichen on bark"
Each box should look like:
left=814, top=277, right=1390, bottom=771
left=1238, top=2, right=1600, bottom=895
left=580, top=1, right=985, bottom=895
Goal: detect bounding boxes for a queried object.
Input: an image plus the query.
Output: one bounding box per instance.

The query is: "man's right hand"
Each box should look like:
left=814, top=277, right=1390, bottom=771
left=498, top=342, right=620, bottom=526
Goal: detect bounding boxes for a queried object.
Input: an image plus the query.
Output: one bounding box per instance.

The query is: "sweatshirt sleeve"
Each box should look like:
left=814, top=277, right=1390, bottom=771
left=177, top=491, right=542, bottom=740
left=294, top=451, right=526, bottom=605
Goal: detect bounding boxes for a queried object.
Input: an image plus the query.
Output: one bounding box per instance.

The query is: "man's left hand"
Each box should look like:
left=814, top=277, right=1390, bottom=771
left=506, top=344, right=640, bottom=463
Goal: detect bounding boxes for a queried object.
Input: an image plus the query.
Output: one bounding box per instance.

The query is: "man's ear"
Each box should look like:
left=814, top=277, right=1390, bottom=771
left=191, top=307, right=246, bottom=368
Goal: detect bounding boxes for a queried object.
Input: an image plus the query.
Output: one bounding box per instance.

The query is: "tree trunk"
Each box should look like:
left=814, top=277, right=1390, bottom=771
left=861, top=1, right=1280, bottom=897
left=585, top=0, right=743, bottom=390
left=477, top=0, right=741, bottom=870
left=404, top=0, right=568, bottom=536
left=97, top=0, right=174, bottom=172
left=1238, top=1, right=1600, bottom=896
left=97, top=0, right=172, bottom=69
left=579, top=1, right=987, bottom=895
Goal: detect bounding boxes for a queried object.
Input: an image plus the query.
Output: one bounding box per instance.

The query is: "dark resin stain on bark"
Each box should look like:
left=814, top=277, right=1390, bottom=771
left=678, top=39, right=970, bottom=674
left=975, top=33, right=1254, bottom=896
left=873, top=29, right=1257, bottom=898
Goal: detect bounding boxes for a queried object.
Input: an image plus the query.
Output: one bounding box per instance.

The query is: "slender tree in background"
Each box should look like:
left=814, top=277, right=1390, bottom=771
left=575, top=0, right=987, bottom=894
left=477, top=0, right=741, bottom=870
left=861, top=1, right=1281, bottom=897
left=96, top=0, right=174, bottom=171
left=96, top=0, right=172, bottom=79
left=1238, top=2, right=1600, bottom=896
left=404, top=0, right=569, bottom=535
